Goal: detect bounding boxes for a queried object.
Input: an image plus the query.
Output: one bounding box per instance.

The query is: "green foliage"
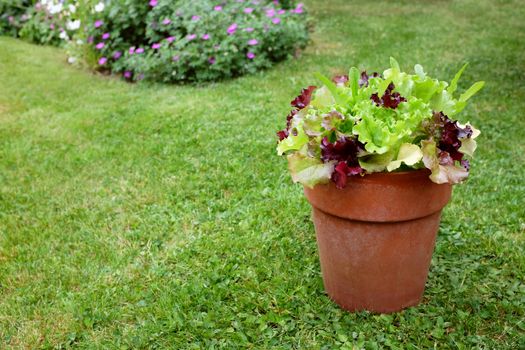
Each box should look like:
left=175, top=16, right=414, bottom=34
left=19, top=7, right=63, bottom=46
left=0, top=0, right=33, bottom=36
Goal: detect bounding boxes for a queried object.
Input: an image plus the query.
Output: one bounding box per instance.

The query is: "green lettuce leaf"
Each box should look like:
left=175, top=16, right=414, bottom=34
left=287, top=153, right=336, bottom=188
left=458, top=122, right=481, bottom=157
left=310, top=86, right=335, bottom=110
left=353, top=113, right=393, bottom=154
left=349, top=67, right=360, bottom=100
left=313, top=72, right=349, bottom=106
left=422, top=139, right=468, bottom=184
left=359, top=151, right=395, bottom=172
left=276, top=122, right=309, bottom=155
left=386, top=143, right=423, bottom=171
left=447, top=63, right=468, bottom=95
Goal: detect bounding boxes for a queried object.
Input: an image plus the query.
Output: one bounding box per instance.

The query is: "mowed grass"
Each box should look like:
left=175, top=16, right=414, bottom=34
left=0, top=0, right=524, bottom=348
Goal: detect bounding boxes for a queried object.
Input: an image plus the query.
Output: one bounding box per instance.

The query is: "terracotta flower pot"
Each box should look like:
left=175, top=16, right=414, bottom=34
left=303, top=169, right=453, bottom=313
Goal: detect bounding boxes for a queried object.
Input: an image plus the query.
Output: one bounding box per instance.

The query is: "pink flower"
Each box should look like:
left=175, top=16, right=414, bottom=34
left=166, top=36, right=175, bottom=43
left=272, top=17, right=281, bottom=24
left=278, top=9, right=285, bottom=15
left=95, top=42, right=105, bottom=49
left=245, top=27, right=254, bottom=32
left=191, top=15, right=200, bottom=21
left=87, top=36, right=94, bottom=43
left=248, top=39, right=258, bottom=45
left=214, top=5, right=222, bottom=11
left=244, top=7, right=253, bottom=13
left=202, top=34, right=210, bottom=40
left=113, top=51, right=122, bottom=59
left=123, top=71, right=132, bottom=79
left=265, top=9, right=275, bottom=17
left=135, top=47, right=144, bottom=54
left=227, top=23, right=238, bottom=35
left=50, top=23, right=55, bottom=30
left=293, top=3, right=304, bottom=14
left=187, top=34, right=196, bottom=41
left=149, top=0, right=157, bottom=7
left=129, top=46, right=135, bottom=54
left=208, top=57, right=216, bottom=64
left=172, top=55, right=180, bottom=61
left=247, top=52, right=255, bottom=59
left=152, top=43, right=161, bottom=49
left=94, top=20, right=103, bottom=28
left=102, top=32, right=110, bottom=40
left=162, top=19, right=171, bottom=25
left=98, top=57, right=107, bottom=65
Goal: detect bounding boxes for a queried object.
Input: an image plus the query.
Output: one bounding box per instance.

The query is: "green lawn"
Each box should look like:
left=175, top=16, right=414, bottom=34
left=1, top=0, right=524, bottom=348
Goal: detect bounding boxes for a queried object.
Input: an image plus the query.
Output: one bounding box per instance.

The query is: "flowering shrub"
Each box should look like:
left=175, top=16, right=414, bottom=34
left=276, top=58, right=484, bottom=188
left=0, top=0, right=82, bottom=46
left=84, top=0, right=309, bottom=82
left=0, top=0, right=32, bottom=37
left=1, top=0, right=308, bottom=83
left=19, top=0, right=81, bottom=46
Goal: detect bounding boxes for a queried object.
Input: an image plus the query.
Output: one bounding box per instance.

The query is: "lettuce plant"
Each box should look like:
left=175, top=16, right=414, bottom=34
left=276, top=58, right=484, bottom=188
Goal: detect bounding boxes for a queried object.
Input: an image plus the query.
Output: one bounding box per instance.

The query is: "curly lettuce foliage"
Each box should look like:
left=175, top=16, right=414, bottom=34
left=277, top=58, right=484, bottom=188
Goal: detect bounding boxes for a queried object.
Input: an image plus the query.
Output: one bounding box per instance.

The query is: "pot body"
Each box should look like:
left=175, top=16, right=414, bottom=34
left=304, top=170, right=452, bottom=313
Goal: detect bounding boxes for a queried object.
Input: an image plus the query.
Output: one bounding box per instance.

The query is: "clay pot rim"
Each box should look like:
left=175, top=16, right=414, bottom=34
left=312, top=168, right=432, bottom=188
left=357, top=168, right=431, bottom=179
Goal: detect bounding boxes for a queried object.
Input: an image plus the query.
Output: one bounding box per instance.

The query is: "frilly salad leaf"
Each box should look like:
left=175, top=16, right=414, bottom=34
left=386, top=143, right=423, bottom=172
left=422, top=139, right=469, bottom=184
left=276, top=120, right=309, bottom=156
left=310, top=86, right=335, bottom=110
left=313, top=72, right=350, bottom=106
left=276, top=58, right=484, bottom=188
left=287, top=153, right=336, bottom=188
left=458, top=122, right=481, bottom=157
left=359, top=151, right=395, bottom=173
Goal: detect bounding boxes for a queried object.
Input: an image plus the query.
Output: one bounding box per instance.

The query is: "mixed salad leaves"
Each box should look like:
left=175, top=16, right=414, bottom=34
left=277, top=58, right=484, bottom=188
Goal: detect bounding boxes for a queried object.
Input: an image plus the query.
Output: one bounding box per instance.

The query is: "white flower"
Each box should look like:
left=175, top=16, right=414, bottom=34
left=49, top=3, right=63, bottom=14
left=76, top=39, right=84, bottom=45
left=94, top=2, right=105, bottom=12
left=68, top=4, right=76, bottom=13
left=68, top=56, right=77, bottom=64
left=59, top=31, right=69, bottom=40
left=66, top=19, right=81, bottom=31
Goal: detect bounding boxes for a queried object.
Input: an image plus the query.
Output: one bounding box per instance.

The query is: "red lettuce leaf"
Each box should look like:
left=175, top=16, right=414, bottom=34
left=436, top=112, right=473, bottom=161
left=290, top=86, right=316, bottom=109
left=370, top=82, right=406, bottom=109
left=321, top=137, right=363, bottom=188
left=332, top=75, right=348, bottom=85
left=359, top=71, right=380, bottom=87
